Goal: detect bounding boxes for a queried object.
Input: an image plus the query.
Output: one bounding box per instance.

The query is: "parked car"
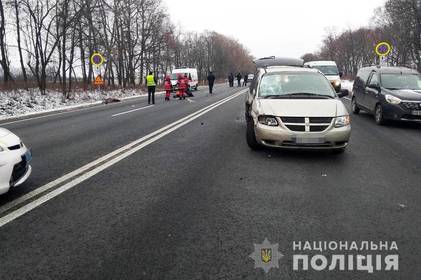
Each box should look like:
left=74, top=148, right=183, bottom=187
left=304, top=60, right=342, bottom=92
left=0, top=128, right=32, bottom=195
left=245, top=59, right=351, bottom=152
left=351, top=66, right=421, bottom=125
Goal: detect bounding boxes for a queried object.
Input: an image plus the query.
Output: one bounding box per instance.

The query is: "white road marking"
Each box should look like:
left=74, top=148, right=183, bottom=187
left=111, top=105, right=155, bottom=117
left=0, top=89, right=246, bottom=227
left=344, top=97, right=351, bottom=101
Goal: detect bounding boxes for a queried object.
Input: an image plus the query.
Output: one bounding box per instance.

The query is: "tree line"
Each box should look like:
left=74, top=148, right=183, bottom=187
left=301, top=0, right=421, bottom=78
left=0, top=0, right=254, bottom=96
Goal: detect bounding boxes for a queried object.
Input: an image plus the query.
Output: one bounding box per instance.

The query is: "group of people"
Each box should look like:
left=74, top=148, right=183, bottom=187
left=145, top=71, right=216, bottom=105
left=228, top=73, right=249, bottom=87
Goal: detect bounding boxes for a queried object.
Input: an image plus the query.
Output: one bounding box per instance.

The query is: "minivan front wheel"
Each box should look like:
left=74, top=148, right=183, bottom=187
left=246, top=120, right=261, bottom=150
left=375, top=104, right=387, bottom=125
left=351, top=97, right=360, bottom=114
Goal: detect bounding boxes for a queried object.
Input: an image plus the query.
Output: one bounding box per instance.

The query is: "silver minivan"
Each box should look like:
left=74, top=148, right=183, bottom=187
left=245, top=60, right=351, bottom=153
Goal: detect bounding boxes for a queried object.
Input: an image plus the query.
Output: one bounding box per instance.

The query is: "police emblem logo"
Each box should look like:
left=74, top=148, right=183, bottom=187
left=261, top=248, right=272, bottom=263
left=249, top=238, right=284, bottom=273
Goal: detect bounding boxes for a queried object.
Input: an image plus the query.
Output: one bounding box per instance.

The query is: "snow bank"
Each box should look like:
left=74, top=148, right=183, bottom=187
left=0, top=88, right=145, bottom=120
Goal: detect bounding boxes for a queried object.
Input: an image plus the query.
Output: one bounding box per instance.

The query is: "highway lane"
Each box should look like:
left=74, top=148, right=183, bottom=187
left=0, top=86, right=420, bottom=279
left=0, top=84, right=236, bottom=205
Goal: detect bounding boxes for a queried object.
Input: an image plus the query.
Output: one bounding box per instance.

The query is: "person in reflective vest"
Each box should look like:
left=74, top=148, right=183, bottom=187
left=164, top=75, right=172, bottom=101
left=177, top=74, right=186, bottom=100
left=146, top=71, right=157, bottom=104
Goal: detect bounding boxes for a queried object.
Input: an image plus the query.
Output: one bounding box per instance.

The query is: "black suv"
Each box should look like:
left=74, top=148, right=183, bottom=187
left=351, top=66, right=421, bottom=125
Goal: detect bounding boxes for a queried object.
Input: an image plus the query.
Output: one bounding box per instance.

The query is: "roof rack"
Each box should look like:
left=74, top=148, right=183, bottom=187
left=254, top=57, right=304, bottom=68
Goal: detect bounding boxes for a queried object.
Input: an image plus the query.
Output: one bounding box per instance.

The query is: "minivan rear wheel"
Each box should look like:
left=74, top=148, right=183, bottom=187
left=246, top=120, right=261, bottom=150
left=351, top=97, right=360, bottom=114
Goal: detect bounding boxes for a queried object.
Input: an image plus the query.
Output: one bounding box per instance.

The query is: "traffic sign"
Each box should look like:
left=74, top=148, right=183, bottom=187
left=94, top=74, right=105, bottom=86
left=90, top=52, right=105, bottom=67
left=375, top=42, right=392, bottom=57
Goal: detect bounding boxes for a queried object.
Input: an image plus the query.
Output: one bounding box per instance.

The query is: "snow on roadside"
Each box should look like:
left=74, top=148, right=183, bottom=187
left=0, top=88, right=146, bottom=120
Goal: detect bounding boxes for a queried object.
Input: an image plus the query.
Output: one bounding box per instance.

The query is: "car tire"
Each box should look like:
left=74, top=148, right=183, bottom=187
left=375, top=104, right=387, bottom=125
left=246, top=120, right=261, bottom=150
left=351, top=97, right=360, bottom=114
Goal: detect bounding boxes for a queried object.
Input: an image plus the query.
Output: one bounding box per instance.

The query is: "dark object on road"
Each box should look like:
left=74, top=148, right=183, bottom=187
left=207, top=71, right=216, bottom=94
left=236, top=73, right=242, bottom=87
left=228, top=73, right=234, bottom=87
left=352, top=66, right=421, bottom=125
left=146, top=71, right=157, bottom=104
left=103, top=97, right=121, bottom=104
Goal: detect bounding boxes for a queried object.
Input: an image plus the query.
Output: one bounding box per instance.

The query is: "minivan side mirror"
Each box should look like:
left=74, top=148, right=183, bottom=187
left=367, top=83, right=380, bottom=90
left=337, top=89, right=349, bottom=98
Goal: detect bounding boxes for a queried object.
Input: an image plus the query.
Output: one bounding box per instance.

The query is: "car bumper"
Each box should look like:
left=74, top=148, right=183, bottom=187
left=255, top=123, right=351, bottom=150
left=382, top=103, right=421, bottom=122
left=0, top=147, right=32, bottom=194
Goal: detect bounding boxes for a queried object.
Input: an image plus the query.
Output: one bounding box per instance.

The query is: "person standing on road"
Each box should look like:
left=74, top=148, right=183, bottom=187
left=177, top=74, right=186, bottom=100
left=164, top=75, right=172, bottom=101
left=228, top=73, right=234, bottom=87
left=243, top=74, right=249, bottom=86
left=207, top=71, right=216, bottom=94
left=146, top=71, right=157, bottom=105
left=236, top=73, right=242, bottom=87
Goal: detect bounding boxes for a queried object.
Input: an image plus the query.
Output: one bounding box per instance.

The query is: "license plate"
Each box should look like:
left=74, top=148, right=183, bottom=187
left=411, top=110, right=421, bottom=116
left=23, top=150, right=32, bottom=162
left=294, top=137, right=325, bottom=144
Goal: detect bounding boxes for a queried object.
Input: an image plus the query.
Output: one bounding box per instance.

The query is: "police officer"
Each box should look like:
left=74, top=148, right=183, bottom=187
left=146, top=71, right=157, bottom=104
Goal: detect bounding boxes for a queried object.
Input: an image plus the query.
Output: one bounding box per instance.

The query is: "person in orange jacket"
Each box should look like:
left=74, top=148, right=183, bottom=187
left=177, top=74, right=186, bottom=100
left=164, top=75, right=172, bottom=101
left=184, top=74, right=191, bottom=97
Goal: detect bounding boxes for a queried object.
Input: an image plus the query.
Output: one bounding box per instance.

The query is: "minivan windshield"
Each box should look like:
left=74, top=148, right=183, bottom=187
left=381, top=74, right=421, bottom=90
left=258, top=72, right=336, bottom=99
left=311, top=65, right=339, bottom=76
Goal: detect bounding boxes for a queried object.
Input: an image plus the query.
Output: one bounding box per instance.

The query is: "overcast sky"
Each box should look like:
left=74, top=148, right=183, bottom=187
left=164, top=0, right=386, bottom=59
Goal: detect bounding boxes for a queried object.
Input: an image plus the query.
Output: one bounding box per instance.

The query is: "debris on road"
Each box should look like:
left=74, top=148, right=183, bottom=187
left=103, top=97, right=121, bottom=104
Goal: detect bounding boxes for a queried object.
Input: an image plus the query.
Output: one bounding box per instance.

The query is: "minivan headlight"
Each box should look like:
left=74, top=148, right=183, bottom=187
left=385, top=94, right=401, bottom=105
left=334, top=115, right=350, bottom=127
left=258, top=115, right=279, bottom=126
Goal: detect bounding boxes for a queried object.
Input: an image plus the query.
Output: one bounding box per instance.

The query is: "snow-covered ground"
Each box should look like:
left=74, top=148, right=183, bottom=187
left=0, top=88, right=147, bottom=120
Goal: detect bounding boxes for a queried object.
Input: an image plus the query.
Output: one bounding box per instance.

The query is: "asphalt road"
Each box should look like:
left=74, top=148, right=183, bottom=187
left=0, top=85, right=420, bottom=279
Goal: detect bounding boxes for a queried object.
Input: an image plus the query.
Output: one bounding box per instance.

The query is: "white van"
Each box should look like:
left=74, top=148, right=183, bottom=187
left=171, top=68, right=199, bottom=90
left=304, top=61, right=342, bottom=92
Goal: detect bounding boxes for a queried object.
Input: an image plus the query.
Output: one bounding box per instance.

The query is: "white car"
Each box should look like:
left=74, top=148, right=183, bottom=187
left=0, top=128, right=32, bottom=194
left=304, top=60, right=342, bottom=92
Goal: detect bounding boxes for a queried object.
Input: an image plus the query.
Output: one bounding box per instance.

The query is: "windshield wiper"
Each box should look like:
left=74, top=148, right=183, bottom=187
left=261, top=95, right=288, bottom=99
